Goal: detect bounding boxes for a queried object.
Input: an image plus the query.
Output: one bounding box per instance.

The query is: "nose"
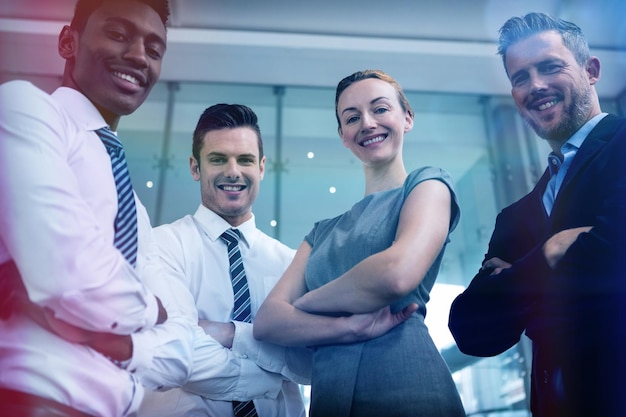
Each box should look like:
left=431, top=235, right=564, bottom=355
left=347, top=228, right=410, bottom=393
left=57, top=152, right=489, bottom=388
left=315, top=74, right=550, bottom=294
left=528, top=71, right=548, bottom=93
left=123, top=39, right=148, bottom=68
left=224, top=159, right=241, bottom=179
left=360, top=112, right=377, bottom=132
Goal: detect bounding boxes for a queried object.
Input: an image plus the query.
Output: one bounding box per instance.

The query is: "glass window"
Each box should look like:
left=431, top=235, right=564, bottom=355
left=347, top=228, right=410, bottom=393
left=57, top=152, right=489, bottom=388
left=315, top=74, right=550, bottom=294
left=118, top=80, right=533, bottom=415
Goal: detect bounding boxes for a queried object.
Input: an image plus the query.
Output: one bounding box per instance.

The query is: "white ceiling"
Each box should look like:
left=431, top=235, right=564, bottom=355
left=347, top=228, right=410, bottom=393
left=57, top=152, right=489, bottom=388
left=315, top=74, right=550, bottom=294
left=1, top=0, right=625, bottom=98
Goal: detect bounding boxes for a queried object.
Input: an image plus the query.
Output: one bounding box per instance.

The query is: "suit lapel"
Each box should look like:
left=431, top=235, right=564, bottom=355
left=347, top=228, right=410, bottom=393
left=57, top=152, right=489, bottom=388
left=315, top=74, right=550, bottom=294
left=555, top=115, right=622, bottom=207
left=528, top=167, right=552, bottom=226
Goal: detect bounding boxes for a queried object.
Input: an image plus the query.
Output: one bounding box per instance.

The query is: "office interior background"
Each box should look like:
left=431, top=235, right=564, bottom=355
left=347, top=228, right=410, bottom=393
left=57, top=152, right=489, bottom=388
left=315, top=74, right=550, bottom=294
left=2, top=0, right=625, bottom=415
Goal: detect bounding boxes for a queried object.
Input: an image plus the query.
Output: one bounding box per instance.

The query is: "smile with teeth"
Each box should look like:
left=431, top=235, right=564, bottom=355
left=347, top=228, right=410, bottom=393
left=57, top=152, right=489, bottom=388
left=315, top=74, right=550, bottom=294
left=537, top=100, right=558, bottom=111
left=113, top=71, right=140, bottom=86
left=220, top=185, right=244, bottom=192
left=361, top=135, right=385, bottom=146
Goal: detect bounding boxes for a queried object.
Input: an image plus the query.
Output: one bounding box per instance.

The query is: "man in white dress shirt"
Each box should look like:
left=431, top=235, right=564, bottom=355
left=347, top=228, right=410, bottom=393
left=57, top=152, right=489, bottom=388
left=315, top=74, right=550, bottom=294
left=0, top=1, right=195, bottom=416
left=139, top=103, right=311, bottom=417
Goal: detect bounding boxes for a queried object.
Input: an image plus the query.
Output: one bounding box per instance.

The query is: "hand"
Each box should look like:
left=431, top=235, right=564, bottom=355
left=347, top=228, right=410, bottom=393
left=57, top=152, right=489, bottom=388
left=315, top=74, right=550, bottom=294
left=0, top=260, right=30, bottom=319
left=40, top=306, right=94, bottom=344
left=40, top=307, right=132, bottom=362
left=0, top=261, right=133, bottom=363
left=346, top=303, right=418, bottom=342
left=481, top=257, right=512, bottom=276
left=543, top=226, right=592, bottom=269
left=198, top=319, right=235, bottom=348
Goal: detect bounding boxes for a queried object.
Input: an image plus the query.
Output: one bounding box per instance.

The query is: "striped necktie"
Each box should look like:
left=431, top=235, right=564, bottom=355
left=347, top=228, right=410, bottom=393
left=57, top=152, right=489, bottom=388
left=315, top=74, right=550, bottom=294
left=220, top=228, right=258, bottom=417
left=96, top=127, right=138, bottom=267
left=542, top=152, right=562, bottom=216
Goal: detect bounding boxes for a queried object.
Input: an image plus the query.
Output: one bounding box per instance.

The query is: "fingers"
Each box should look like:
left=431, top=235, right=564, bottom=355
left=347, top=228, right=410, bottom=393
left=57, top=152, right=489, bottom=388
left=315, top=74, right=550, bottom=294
left=400, top=303, right=418, bottom=320
left=481, top=257, right=512, bottom=275
left=42, top=307, right=86, bottom=343
left=543, top=226, right=592, bottom=269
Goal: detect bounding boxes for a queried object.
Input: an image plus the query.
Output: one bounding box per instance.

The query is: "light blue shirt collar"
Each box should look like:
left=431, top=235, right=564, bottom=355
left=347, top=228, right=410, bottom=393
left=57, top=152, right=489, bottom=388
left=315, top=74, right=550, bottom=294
left=562, top=112, right=608, bottom=153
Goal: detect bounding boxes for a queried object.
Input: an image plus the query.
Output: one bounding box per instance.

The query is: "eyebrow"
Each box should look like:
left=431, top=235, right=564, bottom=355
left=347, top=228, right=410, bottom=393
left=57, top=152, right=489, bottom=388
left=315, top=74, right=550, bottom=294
left=104, top=16, right=167, bottom=50
left=340, top=96, right=390, bottom=116
left=206, top=151, right=257, bottom=159
left=509, top=57, right=564, bottom=81
left=509, top=68, right=525, bottom=82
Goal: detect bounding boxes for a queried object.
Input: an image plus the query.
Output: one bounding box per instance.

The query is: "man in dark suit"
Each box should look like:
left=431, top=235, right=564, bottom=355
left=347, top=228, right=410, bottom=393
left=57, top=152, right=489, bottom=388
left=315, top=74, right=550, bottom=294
left=448, top=12, right=626, bottom=417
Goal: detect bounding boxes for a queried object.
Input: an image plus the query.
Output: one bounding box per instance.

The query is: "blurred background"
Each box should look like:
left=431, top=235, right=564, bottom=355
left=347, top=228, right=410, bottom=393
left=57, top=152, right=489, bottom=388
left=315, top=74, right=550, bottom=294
left=2, top=1, right=625, bottom=415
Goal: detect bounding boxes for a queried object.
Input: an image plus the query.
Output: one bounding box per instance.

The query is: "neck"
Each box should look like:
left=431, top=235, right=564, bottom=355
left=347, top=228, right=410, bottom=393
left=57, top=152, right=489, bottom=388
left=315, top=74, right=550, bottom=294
left=546, top=138, right=567, bottom=155
left=62, top=67, right=120, bottom=130
left=546, top=108, right=603, bottom=154
left=363, top=161, right=407, bottom=195
left=207, top=207, right=252, bottom=228
left=100, top=109, right=121, bottom=131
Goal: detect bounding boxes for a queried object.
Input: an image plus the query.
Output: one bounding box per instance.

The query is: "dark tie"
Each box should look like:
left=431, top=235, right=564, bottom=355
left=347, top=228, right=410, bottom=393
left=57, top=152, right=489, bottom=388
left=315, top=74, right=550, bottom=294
left=220, top=229, right=258, bottom=417
left=542, top=153, right=562, bottom=215
left=96, top=128, right=138, bottom=267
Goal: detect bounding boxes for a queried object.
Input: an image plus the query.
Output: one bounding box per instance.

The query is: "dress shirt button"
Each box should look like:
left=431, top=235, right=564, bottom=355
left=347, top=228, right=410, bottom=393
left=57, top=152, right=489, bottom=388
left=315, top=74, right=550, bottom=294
left=111, top=321, right=118, bottom=329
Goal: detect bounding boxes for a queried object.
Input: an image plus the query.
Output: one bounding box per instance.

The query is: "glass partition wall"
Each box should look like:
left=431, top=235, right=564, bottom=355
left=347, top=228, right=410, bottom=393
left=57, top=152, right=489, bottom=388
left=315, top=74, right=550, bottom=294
left=118, top=80, right=528, bottom=415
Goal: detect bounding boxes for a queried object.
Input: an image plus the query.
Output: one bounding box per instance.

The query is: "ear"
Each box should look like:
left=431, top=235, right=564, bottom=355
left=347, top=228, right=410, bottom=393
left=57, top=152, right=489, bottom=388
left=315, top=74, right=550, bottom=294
left=404, top=110, right=414, bottom=133
left=585, top=56, right=601, bottom=86
left=58, top=25, right=77, bottom=60
left=258, top=156, right=266, bottom=181
left=189, top=156, right=201, bottom=181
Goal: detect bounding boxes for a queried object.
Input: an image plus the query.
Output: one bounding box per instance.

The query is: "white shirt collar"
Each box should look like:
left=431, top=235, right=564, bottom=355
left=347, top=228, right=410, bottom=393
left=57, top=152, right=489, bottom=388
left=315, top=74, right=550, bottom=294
left=193, top=204, right=257, bottom=249
left=52, top=87, right=110, bottom=132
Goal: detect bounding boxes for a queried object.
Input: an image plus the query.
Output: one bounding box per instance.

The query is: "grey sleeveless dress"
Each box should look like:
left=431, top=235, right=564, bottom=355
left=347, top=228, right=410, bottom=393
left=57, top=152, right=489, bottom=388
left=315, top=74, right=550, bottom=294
left=304, top=167, right=465, bottom=417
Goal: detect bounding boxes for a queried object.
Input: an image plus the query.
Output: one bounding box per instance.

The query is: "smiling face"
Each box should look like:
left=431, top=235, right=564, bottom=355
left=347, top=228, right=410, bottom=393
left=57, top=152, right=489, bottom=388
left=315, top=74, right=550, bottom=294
left=190, top=127, right=265, bottom=227
left=505, top=30, right=600, bottom=145
left=59, top=0, right=166, bottom=128
left=336, top=78, right=413, bottom=167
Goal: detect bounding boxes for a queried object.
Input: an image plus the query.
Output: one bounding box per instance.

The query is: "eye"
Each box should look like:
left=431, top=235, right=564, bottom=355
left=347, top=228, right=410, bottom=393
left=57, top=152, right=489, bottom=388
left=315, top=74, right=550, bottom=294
left=541, top=63, right=563, bottom=74
left=146, top=46, right=162, bottom=60
left=511, top=73, right=528, bottom=88
left=374, top=107, right=389, bottom=115
left=345, top=115, right=359, bottom=124
left=109, top=31, right=125, bottom=42
left=239, top=157, right=255, bottom=165
left=105, top=26, right=127, bottom=42
left=145, top=42, right=165, bottom=60
left=209, top=157, right=226, bottom=164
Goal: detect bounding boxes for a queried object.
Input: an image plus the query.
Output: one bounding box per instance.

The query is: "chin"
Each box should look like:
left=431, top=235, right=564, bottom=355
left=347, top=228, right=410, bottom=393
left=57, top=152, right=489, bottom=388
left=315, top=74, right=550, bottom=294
left=118, top=103, right=144, bottom=116
left=110, top=95, right=149, bottom=115
left=221, top=204, right=245, bottom=216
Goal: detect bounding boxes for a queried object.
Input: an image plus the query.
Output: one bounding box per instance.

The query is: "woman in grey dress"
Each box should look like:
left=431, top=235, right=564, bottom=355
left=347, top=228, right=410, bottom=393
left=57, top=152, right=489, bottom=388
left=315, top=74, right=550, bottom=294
left=255, top=69, right=465, bottom=417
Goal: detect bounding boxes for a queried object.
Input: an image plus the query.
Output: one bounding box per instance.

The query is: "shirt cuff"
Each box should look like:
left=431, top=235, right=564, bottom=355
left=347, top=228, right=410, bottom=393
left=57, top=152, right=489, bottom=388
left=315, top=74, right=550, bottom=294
left=128, top=331, right=154, bottom=376
left=144, top=294, right=160, bottom=329
left=232, top=321, right=312, bottom=384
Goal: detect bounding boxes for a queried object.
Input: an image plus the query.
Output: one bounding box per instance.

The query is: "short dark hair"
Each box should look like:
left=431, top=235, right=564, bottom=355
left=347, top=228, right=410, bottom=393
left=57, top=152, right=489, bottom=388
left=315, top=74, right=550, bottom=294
left=497, top=12, right=590, bottom=70
left=335, top=69, right=413, bottom=130
left=192, top=104, right=264, bottom=165
left=70, top=0, right=170, bottom=32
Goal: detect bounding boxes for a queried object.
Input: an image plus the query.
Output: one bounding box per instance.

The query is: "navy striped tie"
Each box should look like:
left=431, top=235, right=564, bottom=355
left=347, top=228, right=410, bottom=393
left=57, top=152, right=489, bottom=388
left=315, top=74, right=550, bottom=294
left=542, top=153, right=562, bottom=215
left=220, top=228, right=258, bottom=417
left=96, top=128, right=138, bottom=267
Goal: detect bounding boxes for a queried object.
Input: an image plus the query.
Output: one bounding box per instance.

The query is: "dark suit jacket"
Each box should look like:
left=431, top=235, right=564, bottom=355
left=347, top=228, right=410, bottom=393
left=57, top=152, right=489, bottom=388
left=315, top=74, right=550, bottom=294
left=448, top=114, right=626, bottom=416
